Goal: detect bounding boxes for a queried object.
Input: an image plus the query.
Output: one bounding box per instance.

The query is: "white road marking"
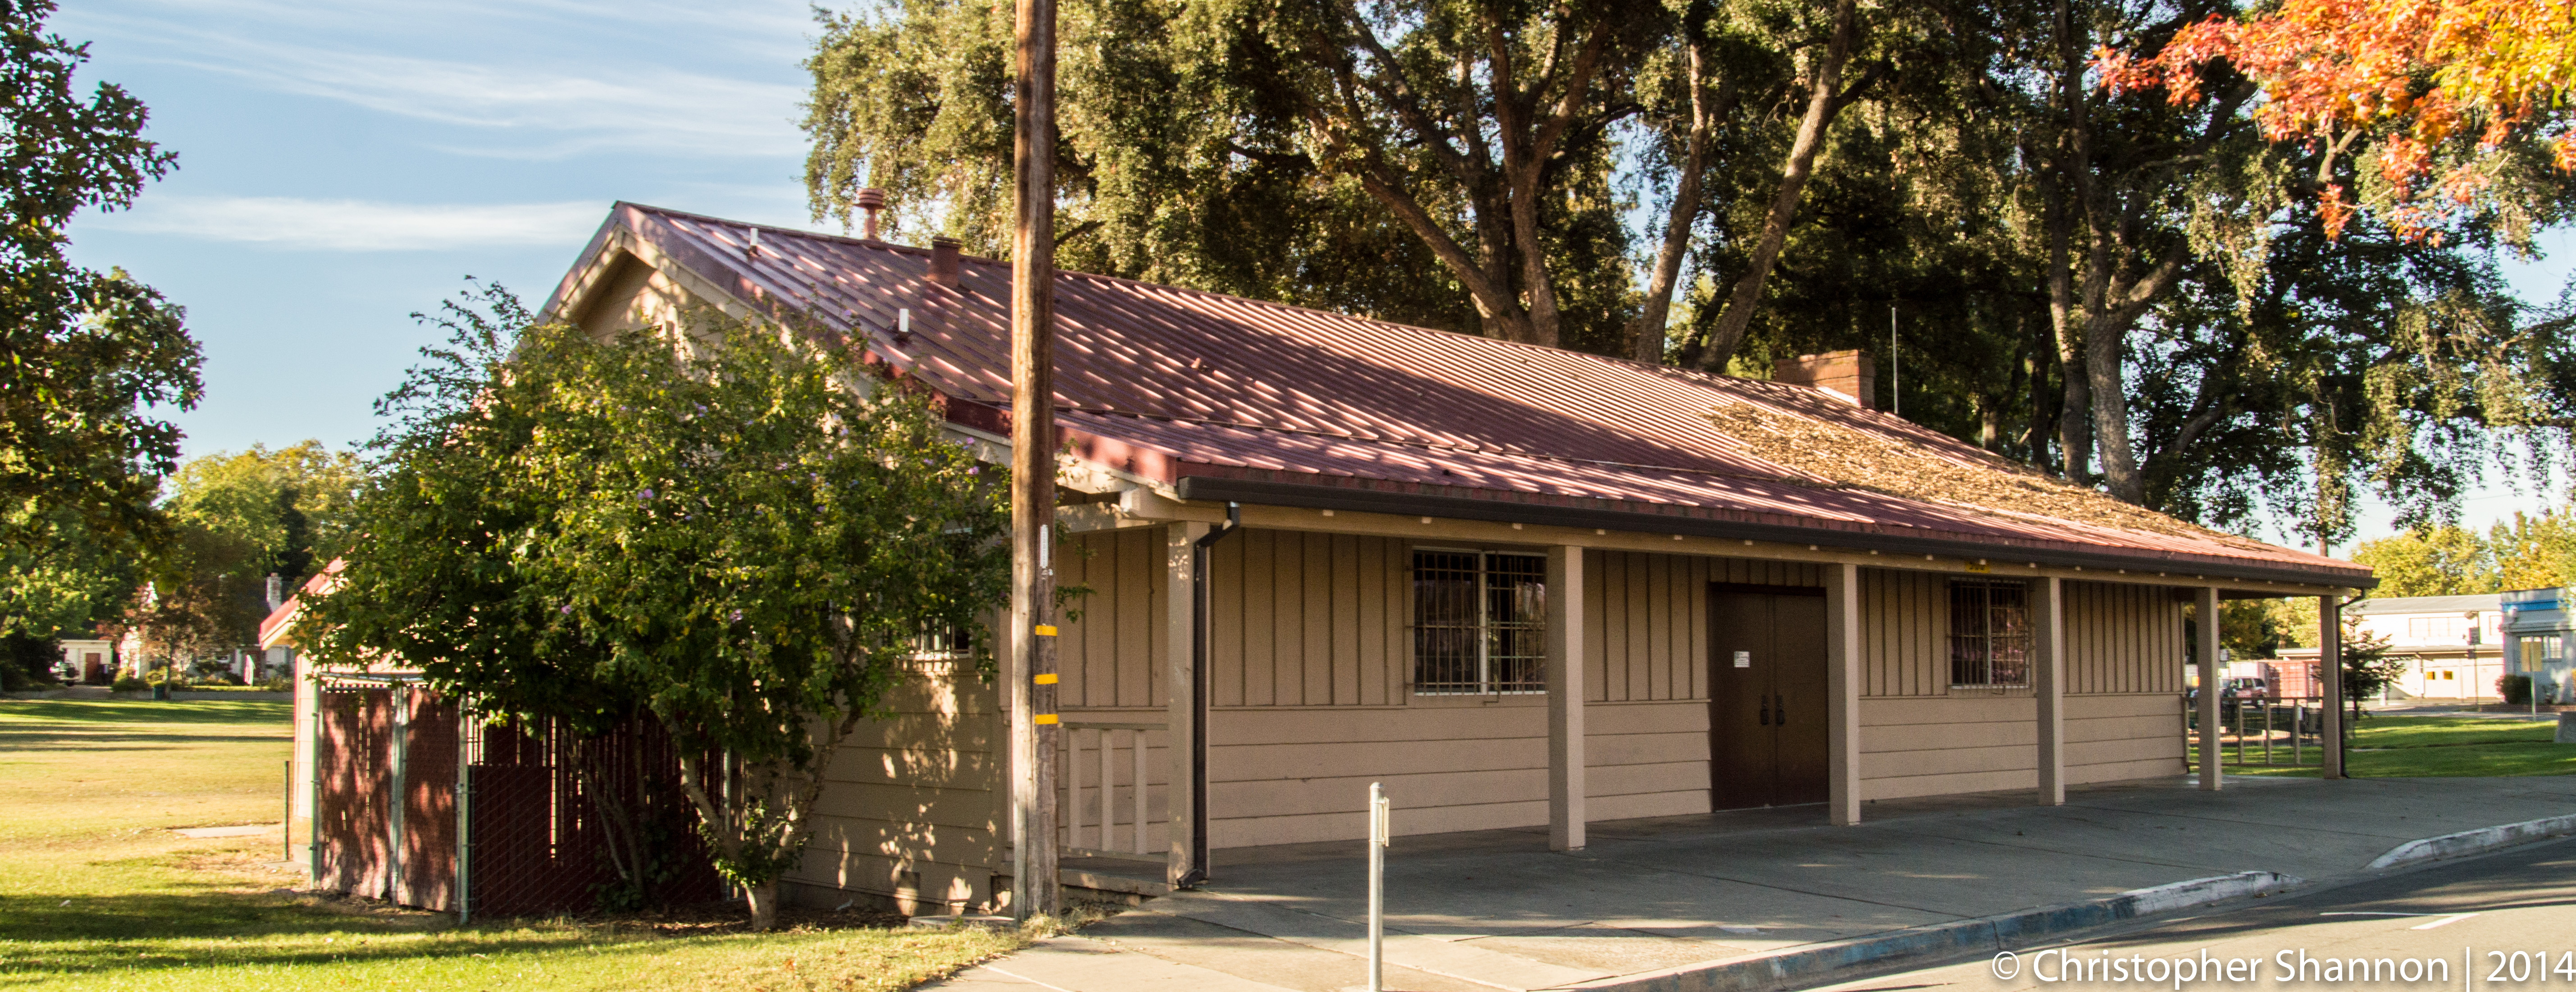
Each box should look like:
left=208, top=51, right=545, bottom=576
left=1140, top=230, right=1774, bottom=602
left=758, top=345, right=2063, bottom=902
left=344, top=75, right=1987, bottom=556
left=2409, top=914, right=2478, bottom=930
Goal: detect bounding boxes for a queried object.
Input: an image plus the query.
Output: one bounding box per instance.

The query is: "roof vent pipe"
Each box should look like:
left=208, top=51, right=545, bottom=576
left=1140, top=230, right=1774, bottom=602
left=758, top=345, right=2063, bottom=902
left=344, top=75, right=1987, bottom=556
left=1772, top=350, right=1875, bottom=410
left=855, top=187, right=886, bottom=240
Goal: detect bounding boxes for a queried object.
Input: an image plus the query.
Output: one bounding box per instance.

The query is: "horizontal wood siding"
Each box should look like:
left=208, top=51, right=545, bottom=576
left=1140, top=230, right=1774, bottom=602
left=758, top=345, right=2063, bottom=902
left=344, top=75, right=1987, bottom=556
left=1033, top=528, right=2195, bottom=845
left=1857, top=696, right=2038, bottom=799
left=1209, top=699, right=1707, bottom=846
left=2065, top=693, right=2186, bottom=783
left=793, top=659, right=1005, bottom=914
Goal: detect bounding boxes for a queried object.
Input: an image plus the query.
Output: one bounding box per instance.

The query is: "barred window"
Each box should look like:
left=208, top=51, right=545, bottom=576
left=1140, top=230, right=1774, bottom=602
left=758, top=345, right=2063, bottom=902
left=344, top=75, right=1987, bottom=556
left=1949, top=580, right=2030, bottom=687
left=1412, top=549, right=1547, bottom=695
left=913, top=622, right=973, bottom=658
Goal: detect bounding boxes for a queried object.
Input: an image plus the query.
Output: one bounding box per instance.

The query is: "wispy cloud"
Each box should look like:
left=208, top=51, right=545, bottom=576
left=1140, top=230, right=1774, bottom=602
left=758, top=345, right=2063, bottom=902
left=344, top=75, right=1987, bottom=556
left=62, top=2, right=810, bottom=160
left=91, top=196, right=607, bottom=251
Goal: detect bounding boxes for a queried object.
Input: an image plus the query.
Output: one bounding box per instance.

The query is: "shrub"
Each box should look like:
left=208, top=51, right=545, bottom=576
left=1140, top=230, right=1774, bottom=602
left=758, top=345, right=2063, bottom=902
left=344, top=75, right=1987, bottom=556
left=2500, top=673, right=2533, bottom=705
left=258, top=674, right=293, bottom=692
left=110, top=674, right=146, bottom=693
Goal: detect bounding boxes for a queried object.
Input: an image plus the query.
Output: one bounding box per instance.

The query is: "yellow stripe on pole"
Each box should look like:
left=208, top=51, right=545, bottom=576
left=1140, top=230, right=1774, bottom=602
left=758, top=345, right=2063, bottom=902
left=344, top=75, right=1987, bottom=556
left=1034, top=713, right=1059, bottom=725
left=1033, top=673, right=1058, bottom=685
left=1034, top=624, right=1059, bottom=636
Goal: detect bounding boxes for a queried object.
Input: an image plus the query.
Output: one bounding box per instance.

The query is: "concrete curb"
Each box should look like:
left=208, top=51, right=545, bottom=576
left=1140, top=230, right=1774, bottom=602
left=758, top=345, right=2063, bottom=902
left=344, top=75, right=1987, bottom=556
left=1552, top=871, right=2303, bottom=992
left=2367, top=814, right=2576, bottom=870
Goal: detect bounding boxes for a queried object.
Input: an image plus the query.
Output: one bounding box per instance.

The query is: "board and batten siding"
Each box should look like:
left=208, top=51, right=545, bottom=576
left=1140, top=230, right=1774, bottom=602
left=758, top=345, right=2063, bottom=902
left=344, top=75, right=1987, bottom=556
left=1858, top=576, right=2187, bottom=799
left=1047, top=531, right=2190, bottom=843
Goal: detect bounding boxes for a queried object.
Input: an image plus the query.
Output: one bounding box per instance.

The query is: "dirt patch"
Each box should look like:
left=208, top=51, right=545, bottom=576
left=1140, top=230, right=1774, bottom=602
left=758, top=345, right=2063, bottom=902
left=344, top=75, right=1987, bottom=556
left=1705, top=400, right=2275, bottom=550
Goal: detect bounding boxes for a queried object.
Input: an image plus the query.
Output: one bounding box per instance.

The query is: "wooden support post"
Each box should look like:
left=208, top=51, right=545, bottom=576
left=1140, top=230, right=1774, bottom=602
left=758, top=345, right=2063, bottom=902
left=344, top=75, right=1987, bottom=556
left=1163, top=522, right=1205, bottom=885
left=1546, top=545, right=1585, bottom=852
left=1827, top=562, right=1862, bottom=826
left=2196, top=586, right=2222, bottom=791
left=1007, top=0, right=1060, bottom=920
left=2320, top=594, right=2345, bottom=779
left=2033, top=575, right=2066, bottom=805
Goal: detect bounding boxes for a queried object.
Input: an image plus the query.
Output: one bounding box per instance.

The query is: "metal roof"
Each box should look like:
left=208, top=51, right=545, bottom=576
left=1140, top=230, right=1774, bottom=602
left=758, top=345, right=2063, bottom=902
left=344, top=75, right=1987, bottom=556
left=545, top=202, right=2371, bottom=587
left=2346, top=593, right=2503, bottom=615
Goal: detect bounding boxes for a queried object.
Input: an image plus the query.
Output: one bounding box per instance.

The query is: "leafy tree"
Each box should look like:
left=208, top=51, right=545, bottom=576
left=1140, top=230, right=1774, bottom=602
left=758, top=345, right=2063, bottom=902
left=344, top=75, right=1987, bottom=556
left=309, top=288, right=1009, bottom=930
left=1, top=506, right=136, bottom=643
left=125, top=441, right=362, bottom=670
left=2489, top=508, right=2576, bottom=590
left=306, top=286, right=678, bottom=904
left=2349, top=524, right=2498, bottom=596
left=804, top=0, right=1896, bottom=355
left=0, top=0, right=200, bottom=553
left=2331, top=610, right=2404, bottom=722
left=528, top=315, right=1008, bottom=930
left=2103, top=0, right=2576, bottom=242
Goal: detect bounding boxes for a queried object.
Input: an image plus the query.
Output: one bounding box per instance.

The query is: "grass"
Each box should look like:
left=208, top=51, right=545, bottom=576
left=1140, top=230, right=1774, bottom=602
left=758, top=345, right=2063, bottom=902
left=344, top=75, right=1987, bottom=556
left=0, top=699, right=1031, bottom=991
left=2196, top=714, right=2576, bottom=778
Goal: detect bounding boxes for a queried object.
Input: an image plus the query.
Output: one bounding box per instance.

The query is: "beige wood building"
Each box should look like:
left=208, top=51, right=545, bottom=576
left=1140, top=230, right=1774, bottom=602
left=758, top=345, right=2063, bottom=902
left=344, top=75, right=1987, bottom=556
left=525, top=203, right=2370, bottom=916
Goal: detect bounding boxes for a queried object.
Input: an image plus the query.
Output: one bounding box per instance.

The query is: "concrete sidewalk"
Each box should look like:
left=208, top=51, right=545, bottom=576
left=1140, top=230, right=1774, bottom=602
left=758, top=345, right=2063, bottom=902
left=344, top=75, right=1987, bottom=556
left=926, top=775, right=2576, bottom=992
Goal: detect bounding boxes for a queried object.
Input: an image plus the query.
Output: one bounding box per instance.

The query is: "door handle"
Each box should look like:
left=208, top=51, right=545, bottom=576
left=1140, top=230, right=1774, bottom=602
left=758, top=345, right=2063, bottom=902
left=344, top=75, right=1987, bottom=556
left=1758, top=697, right=1770, bottom=725
left=1775, top=693, right=1786, bottom=725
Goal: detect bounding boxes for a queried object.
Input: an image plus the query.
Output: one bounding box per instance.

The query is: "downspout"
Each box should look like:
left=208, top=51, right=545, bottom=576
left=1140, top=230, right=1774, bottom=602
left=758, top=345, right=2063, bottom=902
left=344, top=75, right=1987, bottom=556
left=1179, top=502, right=1241, bottom=888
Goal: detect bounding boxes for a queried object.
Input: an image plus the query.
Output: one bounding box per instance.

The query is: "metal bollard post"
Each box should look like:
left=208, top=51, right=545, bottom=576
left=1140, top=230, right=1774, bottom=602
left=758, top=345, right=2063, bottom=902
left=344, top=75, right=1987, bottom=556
left=1369, top=782, right=1389, bottom=992
left=2263, top=705, right=2274, bottom=765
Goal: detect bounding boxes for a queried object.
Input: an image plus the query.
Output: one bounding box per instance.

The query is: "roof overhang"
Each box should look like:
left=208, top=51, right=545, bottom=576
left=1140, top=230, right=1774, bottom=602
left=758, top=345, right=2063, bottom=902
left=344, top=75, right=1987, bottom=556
left=1173, top=475, right=2372, bottom=590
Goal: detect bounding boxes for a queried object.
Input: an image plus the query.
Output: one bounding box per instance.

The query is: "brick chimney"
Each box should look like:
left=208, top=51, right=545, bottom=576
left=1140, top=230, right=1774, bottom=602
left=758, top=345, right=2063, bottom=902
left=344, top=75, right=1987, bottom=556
left=1773, top=350, right=1875, bottom=409
left=929, top=237, right=960, bottom=289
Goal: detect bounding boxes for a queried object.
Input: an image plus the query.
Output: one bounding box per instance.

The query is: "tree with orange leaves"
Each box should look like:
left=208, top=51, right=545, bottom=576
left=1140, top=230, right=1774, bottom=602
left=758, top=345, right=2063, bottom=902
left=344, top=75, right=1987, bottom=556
left=2101, top=0, right=2576, bottom=242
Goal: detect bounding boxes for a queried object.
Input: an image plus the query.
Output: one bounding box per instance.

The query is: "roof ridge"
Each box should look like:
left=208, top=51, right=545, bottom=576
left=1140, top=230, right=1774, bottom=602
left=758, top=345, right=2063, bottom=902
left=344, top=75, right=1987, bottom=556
left=625, top=201, right=1811, bottom=391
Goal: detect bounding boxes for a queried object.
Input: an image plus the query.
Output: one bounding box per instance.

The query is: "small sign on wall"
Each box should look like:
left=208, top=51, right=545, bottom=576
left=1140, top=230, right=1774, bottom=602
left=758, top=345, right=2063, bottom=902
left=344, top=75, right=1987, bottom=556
left=1733, top=651, right=1751, bottom=668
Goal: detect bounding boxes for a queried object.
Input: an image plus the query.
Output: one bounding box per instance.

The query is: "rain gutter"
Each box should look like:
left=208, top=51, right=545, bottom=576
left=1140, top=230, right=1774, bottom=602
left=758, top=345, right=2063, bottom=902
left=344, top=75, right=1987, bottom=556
left=1171, top=477, right=2370, bottom=591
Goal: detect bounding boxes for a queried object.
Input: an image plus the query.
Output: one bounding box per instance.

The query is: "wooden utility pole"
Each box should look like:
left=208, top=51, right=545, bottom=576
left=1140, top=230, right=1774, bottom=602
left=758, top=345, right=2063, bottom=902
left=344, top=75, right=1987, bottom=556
left=1007, top=0, right=1061, bottom=921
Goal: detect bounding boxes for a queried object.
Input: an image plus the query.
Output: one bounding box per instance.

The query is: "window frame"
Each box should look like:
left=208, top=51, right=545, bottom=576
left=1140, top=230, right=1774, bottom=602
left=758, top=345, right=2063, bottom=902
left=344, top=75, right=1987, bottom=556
left=1947, top=578, right=2032, bottom=689
left=1410, top=547, right=1548, bottom=696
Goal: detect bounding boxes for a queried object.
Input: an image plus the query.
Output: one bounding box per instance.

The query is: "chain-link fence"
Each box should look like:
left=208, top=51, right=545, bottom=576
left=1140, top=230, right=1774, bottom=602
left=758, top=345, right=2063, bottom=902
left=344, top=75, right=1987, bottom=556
left=313, top=677, right=723, bottom=918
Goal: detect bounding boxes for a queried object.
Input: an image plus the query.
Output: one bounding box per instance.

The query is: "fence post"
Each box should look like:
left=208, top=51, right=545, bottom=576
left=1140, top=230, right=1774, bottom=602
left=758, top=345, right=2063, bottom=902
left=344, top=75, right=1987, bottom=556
left=1368, top=782, right=1389, bottom=992
left=388, top=692, right=409, bottom=904
left=283, top=758, right=292, bottom=864
left=1131, top=729, right=1147, bottom=855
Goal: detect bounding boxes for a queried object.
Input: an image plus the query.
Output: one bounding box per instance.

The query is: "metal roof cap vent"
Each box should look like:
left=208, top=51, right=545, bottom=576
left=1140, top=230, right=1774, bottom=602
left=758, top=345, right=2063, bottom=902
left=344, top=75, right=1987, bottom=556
left=1773, top=349, right=1875, bottom=409
left=855, top=187, right=887, bottom=240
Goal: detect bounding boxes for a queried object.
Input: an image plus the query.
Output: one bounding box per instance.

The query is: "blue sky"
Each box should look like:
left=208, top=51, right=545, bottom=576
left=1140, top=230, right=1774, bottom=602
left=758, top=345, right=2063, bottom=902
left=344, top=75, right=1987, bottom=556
left=48, top=0, right=2576, bottom=544
left=55, top=0, right=820, bottom=455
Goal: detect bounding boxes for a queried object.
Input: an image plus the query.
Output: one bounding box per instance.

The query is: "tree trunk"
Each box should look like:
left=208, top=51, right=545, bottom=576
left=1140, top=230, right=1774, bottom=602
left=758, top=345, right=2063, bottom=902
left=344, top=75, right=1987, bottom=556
left=745, top=879, right=781, bottom=931
left=1696, top=0, right=1860, bottom=372
left=2084, top=314, right=2144, bottom=502
left=1631, top=48, right=1723, bottom=366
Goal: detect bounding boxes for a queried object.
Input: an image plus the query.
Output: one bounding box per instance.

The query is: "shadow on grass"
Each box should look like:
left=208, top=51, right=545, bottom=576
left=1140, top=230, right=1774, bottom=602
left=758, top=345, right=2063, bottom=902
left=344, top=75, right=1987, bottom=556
left=0, top=731, right=292, bottom=750
left=0, top=700, right=291, bottom=723
left=0, top=880, right=709, bottom=979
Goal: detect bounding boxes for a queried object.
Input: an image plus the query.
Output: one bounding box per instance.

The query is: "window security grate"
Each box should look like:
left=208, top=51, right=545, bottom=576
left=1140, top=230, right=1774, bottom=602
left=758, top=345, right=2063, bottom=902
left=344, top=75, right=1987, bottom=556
left=1413, top=550, right=1547, bottom=695
left=1949, top=579, right=2031, bottom=688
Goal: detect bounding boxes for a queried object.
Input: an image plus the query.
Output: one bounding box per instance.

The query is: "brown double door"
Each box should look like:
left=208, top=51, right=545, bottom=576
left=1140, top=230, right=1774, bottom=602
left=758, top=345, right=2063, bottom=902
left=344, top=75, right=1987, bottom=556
left=1709, top=586, right=1830, bottom=810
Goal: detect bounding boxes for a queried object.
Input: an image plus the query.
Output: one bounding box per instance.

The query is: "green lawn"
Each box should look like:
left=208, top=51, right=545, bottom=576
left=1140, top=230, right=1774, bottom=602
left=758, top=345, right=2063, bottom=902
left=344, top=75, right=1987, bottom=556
left=0, top=699, right=1026, bottom=990
left=2199, top=714, right=2576, bottom=778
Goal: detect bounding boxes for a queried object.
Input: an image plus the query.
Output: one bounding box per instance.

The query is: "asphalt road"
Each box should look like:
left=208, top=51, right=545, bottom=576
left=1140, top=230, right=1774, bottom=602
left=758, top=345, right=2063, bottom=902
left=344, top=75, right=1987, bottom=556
left=1815, top=835, right=2576, bottom=992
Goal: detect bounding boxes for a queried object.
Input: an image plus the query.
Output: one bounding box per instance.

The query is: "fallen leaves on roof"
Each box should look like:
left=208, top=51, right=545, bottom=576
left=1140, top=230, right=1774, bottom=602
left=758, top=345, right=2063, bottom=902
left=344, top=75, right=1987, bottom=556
left=1705, top=399, right=2275, bottom=551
